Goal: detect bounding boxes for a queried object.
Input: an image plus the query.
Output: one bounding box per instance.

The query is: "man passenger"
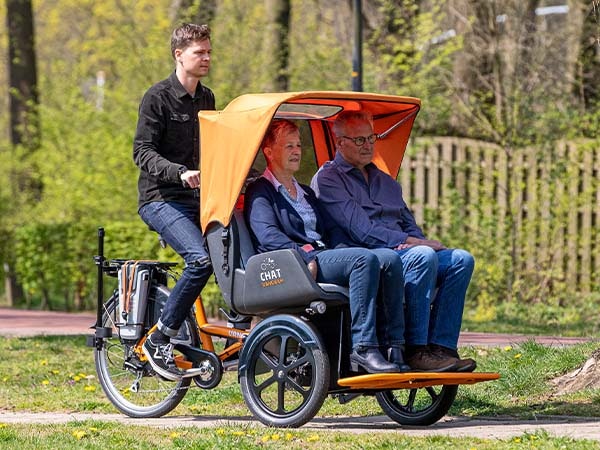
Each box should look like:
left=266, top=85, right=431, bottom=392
left=312, top=110, right=476, bottom=372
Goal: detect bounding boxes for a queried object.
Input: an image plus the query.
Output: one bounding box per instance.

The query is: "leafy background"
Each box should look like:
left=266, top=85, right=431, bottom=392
left=0, top=1, right=598, bottom=335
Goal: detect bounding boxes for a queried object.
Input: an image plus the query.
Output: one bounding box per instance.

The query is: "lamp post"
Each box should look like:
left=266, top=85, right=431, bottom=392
left=351, top=0, right=363, bottom=91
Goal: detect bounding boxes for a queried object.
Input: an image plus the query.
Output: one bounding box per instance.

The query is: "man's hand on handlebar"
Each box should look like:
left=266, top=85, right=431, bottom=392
left=180, top=170, right=200, bottom=188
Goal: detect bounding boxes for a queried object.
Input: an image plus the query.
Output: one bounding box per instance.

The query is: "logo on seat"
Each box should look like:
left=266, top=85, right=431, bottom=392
left=259, top=257, right=284, bottom=287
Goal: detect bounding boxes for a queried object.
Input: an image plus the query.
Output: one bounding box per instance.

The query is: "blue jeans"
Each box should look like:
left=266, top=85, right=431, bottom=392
left=139, top=201, right=213, bottom=337
left=397, top=246, right=474, bottom=350
left=315, top=247, right=405, bottom=350
left=372, top=248, right=406, bottom=348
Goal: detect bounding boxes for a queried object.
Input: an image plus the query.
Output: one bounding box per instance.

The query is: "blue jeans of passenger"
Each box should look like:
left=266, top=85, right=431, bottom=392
left=314, top=247, right=405, bottom=350
left=396, top=246, right=474, bottom=350
left=139, top=201, right=213, bottom=337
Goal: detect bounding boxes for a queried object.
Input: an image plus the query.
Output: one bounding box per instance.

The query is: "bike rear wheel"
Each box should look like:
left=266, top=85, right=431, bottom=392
left=94, top=285, right=197, bottom=418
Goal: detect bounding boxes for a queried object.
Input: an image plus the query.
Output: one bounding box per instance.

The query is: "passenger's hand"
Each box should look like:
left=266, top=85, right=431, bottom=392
left=307, top=260, right=318, bottom=280
left=180, top=170, right=200, bottom=188
left=397, top=236, right=446, bottom=251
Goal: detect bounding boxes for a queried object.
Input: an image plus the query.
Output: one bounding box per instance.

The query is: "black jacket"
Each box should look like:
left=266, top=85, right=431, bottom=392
left=133, top=71, right=215, bottom=210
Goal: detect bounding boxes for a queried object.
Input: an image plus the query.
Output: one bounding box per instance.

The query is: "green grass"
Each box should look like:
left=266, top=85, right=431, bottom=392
left=0, top=422, right=599, bottom=450
left=1, top=336, right=599, bottom=419
left=462, top=300, right=600, bottom=337
left=1, top=336, right=600, bottom=448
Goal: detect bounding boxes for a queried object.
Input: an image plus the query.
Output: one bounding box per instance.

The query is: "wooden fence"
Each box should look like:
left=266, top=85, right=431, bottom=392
left=400, top=137, right=600, bottom=294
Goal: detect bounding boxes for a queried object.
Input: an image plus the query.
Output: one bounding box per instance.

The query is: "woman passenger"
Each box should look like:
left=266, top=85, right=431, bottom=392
left=244, top=119, right=410, bottom=374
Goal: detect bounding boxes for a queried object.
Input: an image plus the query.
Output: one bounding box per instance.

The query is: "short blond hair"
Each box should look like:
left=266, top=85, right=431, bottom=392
left=261, top=119, right=299, bottom=163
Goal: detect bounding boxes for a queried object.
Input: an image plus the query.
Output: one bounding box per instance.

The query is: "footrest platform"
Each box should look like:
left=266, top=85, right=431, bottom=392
left=337, top=372, right=500, bottom=390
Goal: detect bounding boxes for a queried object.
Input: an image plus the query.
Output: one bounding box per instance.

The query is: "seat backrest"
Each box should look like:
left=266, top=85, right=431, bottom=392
left=205, top=208, right=256, bottom=310
left=232, top=208, right=256, bottom=269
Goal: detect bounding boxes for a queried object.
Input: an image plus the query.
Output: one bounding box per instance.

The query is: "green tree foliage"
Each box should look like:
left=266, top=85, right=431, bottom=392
left=360, top=1, right=464, bottom=134
left=209, top=0, right=270, bottom=103
left=288, top=0, right=352, bottom=90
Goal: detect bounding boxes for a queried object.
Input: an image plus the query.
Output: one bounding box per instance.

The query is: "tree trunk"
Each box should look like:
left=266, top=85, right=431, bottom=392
left=575, top=0, right=600, bottom=111
left=6, top=0, right=39, bottom=306
left=3, top=263, right=23, bottom=307
left=265, top=0, right=291, bottom=91
left=7, top=0, right=39, bottom=148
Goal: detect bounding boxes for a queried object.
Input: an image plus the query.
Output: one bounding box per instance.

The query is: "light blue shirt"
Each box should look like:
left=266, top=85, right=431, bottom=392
left=262, top=168, right=322, bottom=242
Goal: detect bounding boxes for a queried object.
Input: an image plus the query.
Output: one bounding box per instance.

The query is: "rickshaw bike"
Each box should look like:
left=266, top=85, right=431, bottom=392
left=88, top=91, right=499, bottom=428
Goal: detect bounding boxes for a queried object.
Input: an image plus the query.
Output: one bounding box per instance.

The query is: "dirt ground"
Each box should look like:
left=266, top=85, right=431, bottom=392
left=1, top=307, right=599, bottom=441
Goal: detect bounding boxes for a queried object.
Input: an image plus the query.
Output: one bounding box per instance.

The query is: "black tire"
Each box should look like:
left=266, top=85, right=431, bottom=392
left=94, top=284, right=197, bottom=418
left=376, top=384, right=458, bottom=426
left=239, top=315, right=329, bottom=428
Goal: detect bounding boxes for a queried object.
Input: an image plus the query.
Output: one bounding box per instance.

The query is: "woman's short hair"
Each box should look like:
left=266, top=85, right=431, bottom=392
left=262, top=119, right=299, bottom=152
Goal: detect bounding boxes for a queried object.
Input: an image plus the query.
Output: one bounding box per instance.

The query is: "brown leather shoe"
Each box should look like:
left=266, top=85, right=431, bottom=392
left=429, top=344, right=477, bottom=372
left=405, top=346, right=458, bottom=372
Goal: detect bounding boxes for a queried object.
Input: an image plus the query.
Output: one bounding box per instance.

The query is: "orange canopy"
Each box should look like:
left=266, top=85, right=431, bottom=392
left=199, top=91, right=420, bottom=231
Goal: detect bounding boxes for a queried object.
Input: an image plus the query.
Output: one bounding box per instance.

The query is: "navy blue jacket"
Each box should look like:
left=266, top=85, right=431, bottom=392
left=312, top=152, right=426, bottom=248
left=244, top=177, right=345, bottom=264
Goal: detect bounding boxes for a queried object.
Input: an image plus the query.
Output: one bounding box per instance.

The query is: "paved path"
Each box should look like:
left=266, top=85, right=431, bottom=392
left=0, top=411, right=599, bottom=441
left=0, top=307, right=596, bottom=347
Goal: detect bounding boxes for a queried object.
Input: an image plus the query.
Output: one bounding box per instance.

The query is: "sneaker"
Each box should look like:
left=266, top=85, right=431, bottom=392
left=142, top=336, right=185, bottom=381
left=405, top=346, right=458, bottom=372
left=429, top=344, right=477, bottom=372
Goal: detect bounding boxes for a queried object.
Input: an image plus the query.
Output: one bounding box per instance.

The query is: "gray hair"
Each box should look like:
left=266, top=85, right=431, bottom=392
left=332, top=110, right=373, bottom=138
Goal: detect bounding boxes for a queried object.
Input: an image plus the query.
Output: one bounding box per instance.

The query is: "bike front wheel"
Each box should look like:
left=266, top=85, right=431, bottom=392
left=94, top=285, right=196, bottom=418
left=376, top=384, right=458, bottom=426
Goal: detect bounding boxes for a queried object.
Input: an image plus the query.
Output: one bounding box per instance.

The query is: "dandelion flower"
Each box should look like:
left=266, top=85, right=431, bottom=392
left=514, top=353, right=522, bottom=359
left=84, top=385, right=96, bottom=392
left=72, top=430, right=87, bottom=440
left=503, top=346, right=512, bottom=351
left=308, top=434, right=319, bottom=442
left=42, top=380, right=50, bottom=386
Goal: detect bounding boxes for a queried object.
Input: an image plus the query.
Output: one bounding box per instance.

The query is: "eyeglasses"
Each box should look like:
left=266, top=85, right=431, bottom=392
left=341, top=133, right=377, bottom=146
